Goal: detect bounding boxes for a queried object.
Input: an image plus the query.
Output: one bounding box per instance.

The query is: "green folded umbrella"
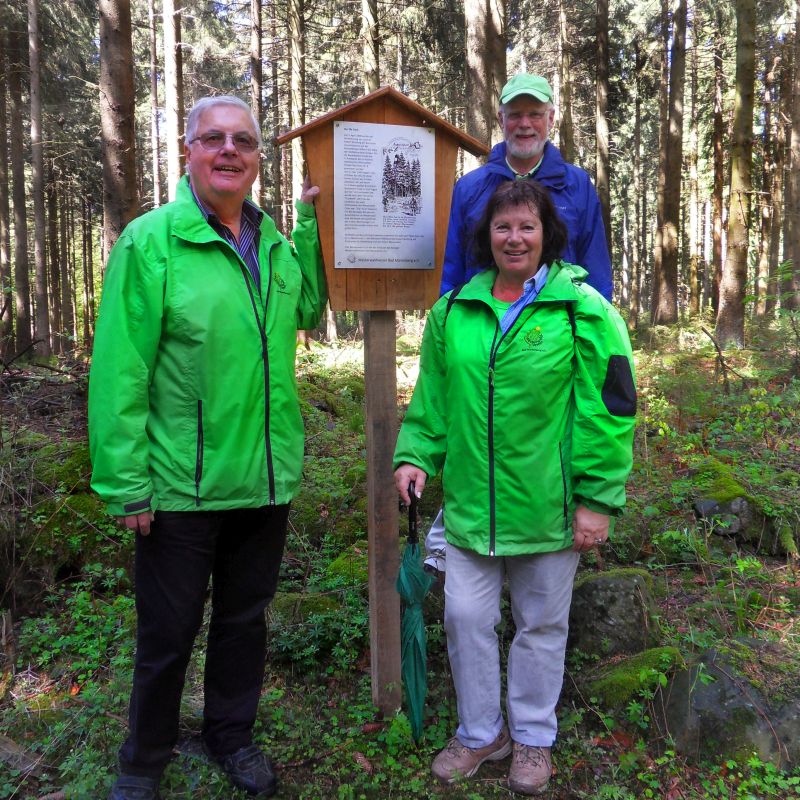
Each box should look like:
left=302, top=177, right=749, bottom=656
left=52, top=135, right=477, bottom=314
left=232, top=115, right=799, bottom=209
left=396, top=483, right=435, bottom=742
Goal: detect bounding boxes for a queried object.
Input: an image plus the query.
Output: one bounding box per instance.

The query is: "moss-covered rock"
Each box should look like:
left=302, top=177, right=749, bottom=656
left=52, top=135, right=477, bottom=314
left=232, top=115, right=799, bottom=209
left=586, top=646, right=684, bottom=709
left=569, top=568, right=660, bottom=657
left=269, top=591, right=341, bottom=624
left=326, top=541, right=369, bottom=587
left=658, top=638, right=800, bottom=767
left=32, top=440, right=92, bottom=493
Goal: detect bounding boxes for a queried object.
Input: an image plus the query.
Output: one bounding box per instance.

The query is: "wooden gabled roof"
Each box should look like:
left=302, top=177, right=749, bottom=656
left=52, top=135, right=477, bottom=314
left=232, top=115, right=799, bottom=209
left=275, top=85, right=489, bottom=157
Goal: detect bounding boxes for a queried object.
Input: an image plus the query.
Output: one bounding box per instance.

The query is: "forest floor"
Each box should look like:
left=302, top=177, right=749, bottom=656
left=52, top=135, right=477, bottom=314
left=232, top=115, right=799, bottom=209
left=1, top=315, right=799, bottom=800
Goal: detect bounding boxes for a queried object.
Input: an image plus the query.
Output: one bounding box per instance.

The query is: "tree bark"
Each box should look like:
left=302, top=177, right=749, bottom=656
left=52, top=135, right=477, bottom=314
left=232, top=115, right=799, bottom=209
left=652, top=0, right=687, bottom=325
left=755, top=49, right=777, bottom=318
left=711, top=8, right=725, bottom=313
left=784, top=0, right=800, bottom=311
left=361, top=0, right=379, bottom=92
left=464, top=0, right=505, bottom=169
left=148, top=0, right=161, bottom=208
left=716, top=0, right=755, bottom=346
left=269, top=0, right=283, bottom=229
left=651, top=0, right=669, bottom=324
left=163, top=0, right=184, bottom=201
left=59, top=183, right=74, bottom=345
left=9, top=26, right=31, bottom=354
left=99, top=0, right=139, bottom=255
left=557, top=0, right=575, bottom=163
left=0, top=29, right=13, bottom=357
left=628, top=40, right=643, bottom=331
left=28, top=0, right=50, bottom=354
left=288, top=0, right=306, bottom=220
left=47, top=165, right=62, bottom=353
left=687, top=14, right=700, bottom=316
left=595, top=0, right=612, bottom=261
left=251, top=0, right=264, bottom=206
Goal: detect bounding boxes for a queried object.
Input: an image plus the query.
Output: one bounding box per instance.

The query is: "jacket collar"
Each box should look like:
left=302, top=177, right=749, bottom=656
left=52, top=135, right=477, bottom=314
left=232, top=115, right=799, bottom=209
left=170, top=176, right=281, bottom=245
left=455, top=260, right=587, bottom=307
left=486, top=141, right=568, bottom=190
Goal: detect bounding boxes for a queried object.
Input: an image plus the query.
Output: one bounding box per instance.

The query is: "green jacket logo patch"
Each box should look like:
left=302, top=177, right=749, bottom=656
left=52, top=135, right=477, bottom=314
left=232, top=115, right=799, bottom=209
left=273, top=272, right=287, bottom=290
left=524, top=326, right=544, bottom=348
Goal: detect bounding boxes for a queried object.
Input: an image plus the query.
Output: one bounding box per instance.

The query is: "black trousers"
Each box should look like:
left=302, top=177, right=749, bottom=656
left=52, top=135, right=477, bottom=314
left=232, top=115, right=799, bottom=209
left=119, top=505, right=289, bottom=777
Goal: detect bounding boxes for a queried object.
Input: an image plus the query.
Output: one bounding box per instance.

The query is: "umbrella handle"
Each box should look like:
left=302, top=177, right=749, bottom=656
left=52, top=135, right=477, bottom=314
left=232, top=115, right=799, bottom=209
left=408, top=480, right=418, bottom=544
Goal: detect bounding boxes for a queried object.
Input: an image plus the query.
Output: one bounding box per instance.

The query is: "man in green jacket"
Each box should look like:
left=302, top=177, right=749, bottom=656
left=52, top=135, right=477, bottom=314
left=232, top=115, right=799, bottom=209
left=89, top=95, right=327, bottom=800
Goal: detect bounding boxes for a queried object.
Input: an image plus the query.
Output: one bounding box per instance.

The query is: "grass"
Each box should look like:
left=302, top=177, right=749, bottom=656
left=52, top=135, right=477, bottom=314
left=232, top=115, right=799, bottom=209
left=1, top=317, right=799, bottom=799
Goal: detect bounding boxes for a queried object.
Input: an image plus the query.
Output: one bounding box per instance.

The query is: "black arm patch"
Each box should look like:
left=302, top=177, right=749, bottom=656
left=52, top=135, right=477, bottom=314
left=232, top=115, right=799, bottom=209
left=602, top=355, right=637, bottom=416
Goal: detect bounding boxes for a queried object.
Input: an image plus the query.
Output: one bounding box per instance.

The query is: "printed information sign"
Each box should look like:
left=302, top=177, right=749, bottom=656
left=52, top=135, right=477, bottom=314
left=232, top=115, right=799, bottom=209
left=333, top=121, right=435, bottom=269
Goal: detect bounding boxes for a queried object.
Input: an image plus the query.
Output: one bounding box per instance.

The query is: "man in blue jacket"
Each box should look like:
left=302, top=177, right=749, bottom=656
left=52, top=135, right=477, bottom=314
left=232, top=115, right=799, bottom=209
left=426, top=73, right=612, bottom=576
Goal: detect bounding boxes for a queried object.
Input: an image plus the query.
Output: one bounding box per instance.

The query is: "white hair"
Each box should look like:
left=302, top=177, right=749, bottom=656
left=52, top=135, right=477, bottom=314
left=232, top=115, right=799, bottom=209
left=185, top=95, right=262, bottom=148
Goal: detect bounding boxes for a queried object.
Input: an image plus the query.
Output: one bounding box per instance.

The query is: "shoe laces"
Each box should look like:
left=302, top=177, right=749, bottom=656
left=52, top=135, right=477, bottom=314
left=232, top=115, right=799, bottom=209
left=514, top=745, right=549, bottom=768
left=444, top=736, right=470, bottom=756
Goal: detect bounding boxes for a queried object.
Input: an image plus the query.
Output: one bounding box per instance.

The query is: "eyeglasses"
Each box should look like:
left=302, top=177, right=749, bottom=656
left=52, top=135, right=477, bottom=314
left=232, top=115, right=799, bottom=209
left=190, top=131, right=260, bottom=153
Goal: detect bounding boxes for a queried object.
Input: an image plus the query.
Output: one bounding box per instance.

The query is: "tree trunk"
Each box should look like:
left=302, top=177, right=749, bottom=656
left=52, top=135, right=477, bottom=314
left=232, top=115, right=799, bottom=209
left=784, top=0, right=800, bottom=311
left=755, top=49, right=777, bottom=318
left=270, top=0, right=283, bottom=229
left=711, top=8, right=725, bottom=313
left=652, top=0, right=686, bottom=325
left=651, top=0, right=669, bottom=324
left=464, top=0, right=504, bottom=168
left=9, top=26, right=31, bottom=354
left=595, top=0, right=612, bottom=261
left=288, top=0, right=305, bottom=221
left=59, top=183, right=74, bottom=345
left=628, top=40, right=643, bottom=331
left=557, top=0, right=575, bottom=163
left=47, top=166, right=62, bottom=353
left=251, top=0, right=264, bottom=206
left=716, top=0, right=755, bottom=346
left=163, top=0, right=184, bottom=200
left=361, top=0, right=379, bottom=92
left=687, top=15, right=700, bottom=316
left=148, top=0, right=161, bottom=208
left=99, top=0, right=139, bottom=255
left=28, top=0, right=50, bottom=354
left=0, top=30, right=13, bottom=357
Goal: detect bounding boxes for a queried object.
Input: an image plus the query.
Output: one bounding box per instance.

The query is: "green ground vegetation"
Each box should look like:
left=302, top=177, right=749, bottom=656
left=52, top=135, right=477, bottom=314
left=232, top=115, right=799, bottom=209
left=0, top=315, right=799, bottom=799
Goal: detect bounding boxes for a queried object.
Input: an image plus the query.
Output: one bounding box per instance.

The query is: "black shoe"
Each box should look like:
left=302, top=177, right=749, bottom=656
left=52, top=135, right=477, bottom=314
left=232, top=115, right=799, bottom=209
left=210, top=744, right=277, bottom=797
left=108, top=774, right=161, bottom=800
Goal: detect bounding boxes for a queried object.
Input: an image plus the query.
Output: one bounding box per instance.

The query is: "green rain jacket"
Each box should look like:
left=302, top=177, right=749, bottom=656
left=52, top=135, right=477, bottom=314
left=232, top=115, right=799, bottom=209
left=394, top=261, right=636, bottom=557
left=89, top=177, right=327, bottom=516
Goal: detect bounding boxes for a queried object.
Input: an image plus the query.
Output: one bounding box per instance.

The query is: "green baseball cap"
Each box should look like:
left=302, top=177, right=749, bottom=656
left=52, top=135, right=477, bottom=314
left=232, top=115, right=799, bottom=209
left=499, top=74, right=553, bottom=105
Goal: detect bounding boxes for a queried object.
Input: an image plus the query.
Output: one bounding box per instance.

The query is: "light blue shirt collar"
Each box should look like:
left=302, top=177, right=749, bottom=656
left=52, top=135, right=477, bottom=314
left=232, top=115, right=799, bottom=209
left=499, top=265, right=549, bottom=333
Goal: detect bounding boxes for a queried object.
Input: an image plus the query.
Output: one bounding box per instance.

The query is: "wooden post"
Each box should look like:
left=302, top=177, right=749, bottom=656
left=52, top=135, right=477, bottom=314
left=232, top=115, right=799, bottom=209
left=365, top=309, right=401, bottom=714
left=274, top=88, right=488, bottom=715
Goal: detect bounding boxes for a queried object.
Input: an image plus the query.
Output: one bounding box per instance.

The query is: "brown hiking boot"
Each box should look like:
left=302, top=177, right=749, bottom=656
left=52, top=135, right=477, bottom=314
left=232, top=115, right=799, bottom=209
left=431, top=727, right=512, bottom=784
left=508, top=743, right=552, bottom=795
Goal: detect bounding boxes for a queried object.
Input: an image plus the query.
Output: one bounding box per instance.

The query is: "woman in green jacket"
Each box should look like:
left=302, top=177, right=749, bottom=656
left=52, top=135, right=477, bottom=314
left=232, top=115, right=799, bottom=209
left=394, top=180, right=636, bottom=796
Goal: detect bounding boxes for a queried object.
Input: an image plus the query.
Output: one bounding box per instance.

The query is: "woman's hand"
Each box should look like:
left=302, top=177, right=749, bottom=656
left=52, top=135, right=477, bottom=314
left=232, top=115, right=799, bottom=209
left=571, top=504, right=609, bottom=552
left=300, top=174, right=320, bottom=204
left=394, top=464, right=427, bottom=506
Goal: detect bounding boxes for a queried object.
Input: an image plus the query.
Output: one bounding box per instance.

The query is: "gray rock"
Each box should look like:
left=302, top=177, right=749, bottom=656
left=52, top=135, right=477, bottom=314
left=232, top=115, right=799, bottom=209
left=693, top=496, right=757, bottom=536
left=657, top=639, right=800, bottom=768
left=568, top=569, right=660, bottom=658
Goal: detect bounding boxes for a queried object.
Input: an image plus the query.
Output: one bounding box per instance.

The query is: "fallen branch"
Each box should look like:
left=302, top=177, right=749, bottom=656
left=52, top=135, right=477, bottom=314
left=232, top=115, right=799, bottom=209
left=700, top=327, right=749, bottom=394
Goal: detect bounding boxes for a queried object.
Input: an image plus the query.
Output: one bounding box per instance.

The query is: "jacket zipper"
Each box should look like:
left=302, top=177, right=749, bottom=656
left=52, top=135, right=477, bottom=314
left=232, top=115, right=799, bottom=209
left=485, top=303, right=539, bottom=556
left=238, top=242, right=277, bottom=505
left=194, top=399, right=204, bottom=506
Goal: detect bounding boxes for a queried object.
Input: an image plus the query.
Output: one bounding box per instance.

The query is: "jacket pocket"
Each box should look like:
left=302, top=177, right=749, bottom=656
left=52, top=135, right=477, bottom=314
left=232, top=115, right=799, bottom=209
left=559, top=442, right=568, bottom=529
left=194, top=399, right=204, bottom=506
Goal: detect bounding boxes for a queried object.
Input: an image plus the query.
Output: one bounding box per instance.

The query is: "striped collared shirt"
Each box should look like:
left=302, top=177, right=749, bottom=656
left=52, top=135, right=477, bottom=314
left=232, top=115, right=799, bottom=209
left=189, top=182, right=264, bottom=290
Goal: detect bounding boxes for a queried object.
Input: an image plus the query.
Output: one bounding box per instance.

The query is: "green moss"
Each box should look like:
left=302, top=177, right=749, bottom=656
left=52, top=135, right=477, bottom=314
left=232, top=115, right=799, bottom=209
left=33, top=440, right=92, bottom=492
left=713, top=640, right=800, bottom=706
left=777, top=524, right=798, bottom=557
left=588, top=646, right=684, bottom=709
left=270, top=591, right=341, bottom=623
left=693, top=457, right=750, bottom=503
left=573, top=566, right=653, bottom=593
left=326, top=541, right=369, bottom=587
